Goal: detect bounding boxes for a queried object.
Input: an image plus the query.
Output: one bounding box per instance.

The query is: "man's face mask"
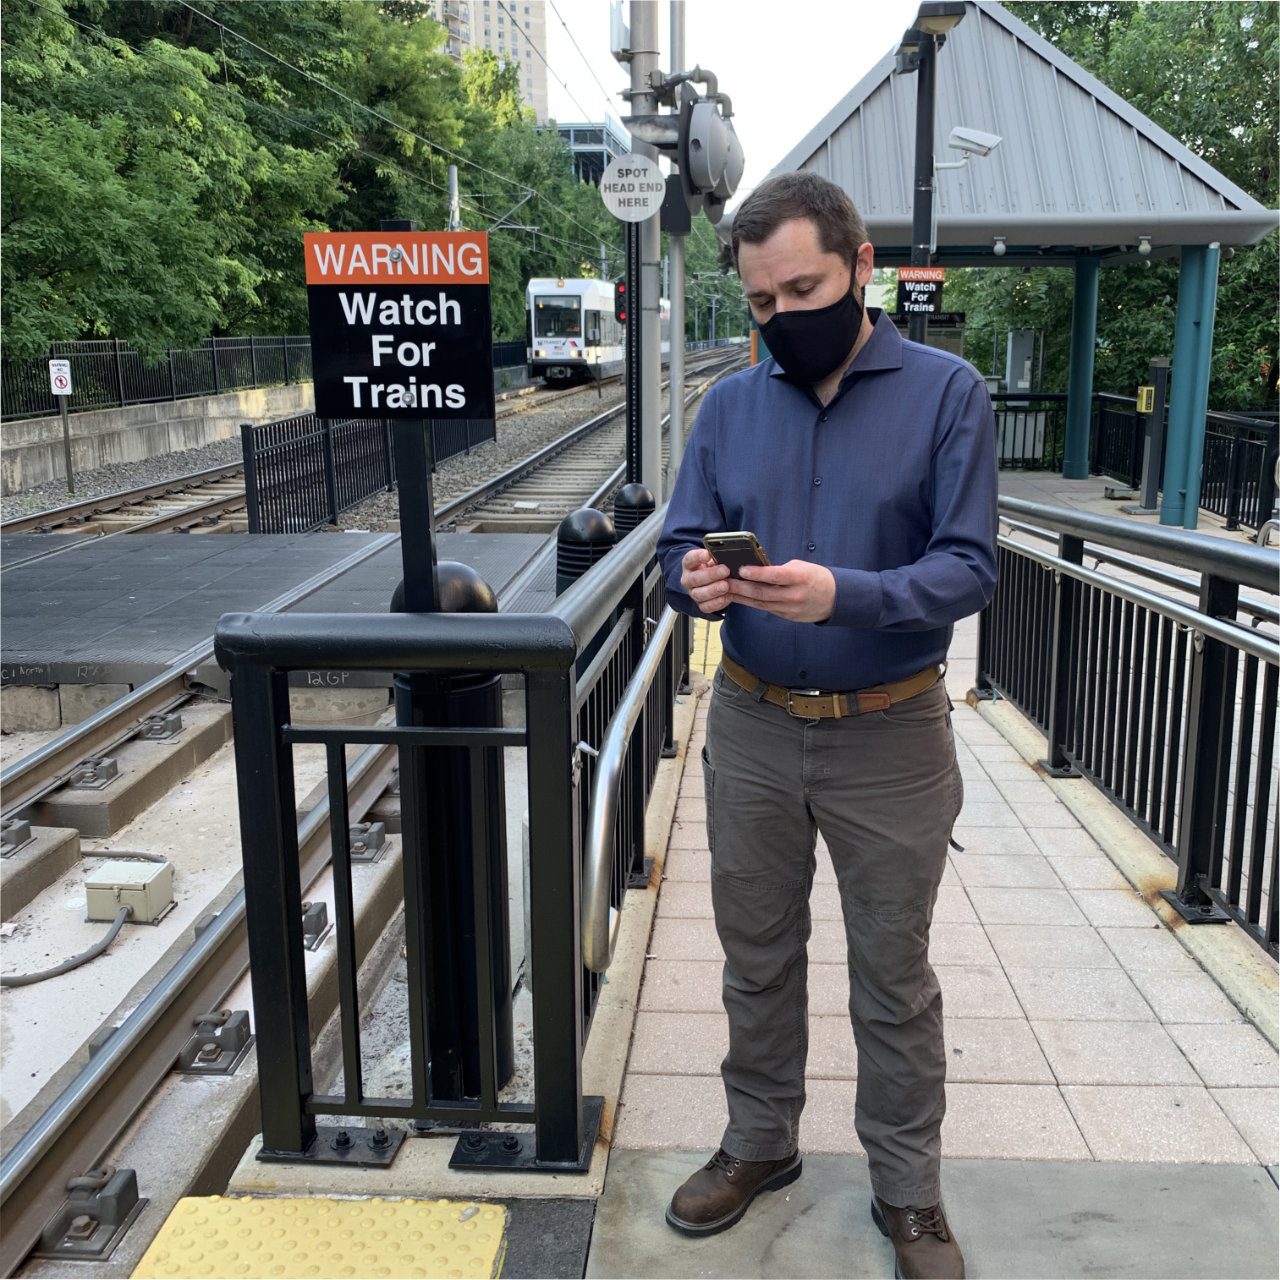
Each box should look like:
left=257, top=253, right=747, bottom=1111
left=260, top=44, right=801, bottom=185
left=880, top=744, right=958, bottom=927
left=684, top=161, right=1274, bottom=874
left=758, top=275, right=864, bottom=385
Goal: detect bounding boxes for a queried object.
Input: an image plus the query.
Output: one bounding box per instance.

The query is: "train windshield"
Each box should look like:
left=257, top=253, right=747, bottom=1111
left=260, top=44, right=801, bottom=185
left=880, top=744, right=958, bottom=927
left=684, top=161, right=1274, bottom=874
left=533, top=296, right=582, bottom=339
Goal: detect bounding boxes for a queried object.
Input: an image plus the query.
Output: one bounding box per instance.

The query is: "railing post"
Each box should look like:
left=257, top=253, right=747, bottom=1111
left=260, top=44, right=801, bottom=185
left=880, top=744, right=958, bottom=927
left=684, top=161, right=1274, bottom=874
left=1224, top=430, right=1247, bottom=530
left=624, top=571, right=649, bottom=885
left=211, top=340, right=221, bottom=395
left=113, top=338, right=126, bottom=408
left=1042, top=533, right=1084, bottom=775
left=241, top=422, right=261, bottom=534
left=321, top=419, right=340, bottom=524
left=382, top=418, right=396, bottom=490
left=250, top=336, right=259, bottom=388
left=1160, top=572, right=1237, bottom=924
left=229, top=663, right=317, bottom=1158
left=524, top=667, right=594, bottom=1167
left=168, top=351, right=177, bottom=401
left=282, top=336, right=291, bottom=386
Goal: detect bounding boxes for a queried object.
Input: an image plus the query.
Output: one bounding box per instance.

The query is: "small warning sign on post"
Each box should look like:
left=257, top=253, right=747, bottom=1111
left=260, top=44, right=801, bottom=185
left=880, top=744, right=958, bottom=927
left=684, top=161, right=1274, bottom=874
left=48, top=359, right=72, bottom=397
left=897, top=266, right=945, bottom=316
left=304, top=231, right=494, bottom=420
left=600, top=154, right=666, bottom=222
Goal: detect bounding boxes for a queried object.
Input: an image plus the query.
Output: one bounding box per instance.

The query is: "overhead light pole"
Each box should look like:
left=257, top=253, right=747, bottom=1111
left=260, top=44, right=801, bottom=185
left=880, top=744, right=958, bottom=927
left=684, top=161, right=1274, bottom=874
left=896, top=1, right=966, bottom=346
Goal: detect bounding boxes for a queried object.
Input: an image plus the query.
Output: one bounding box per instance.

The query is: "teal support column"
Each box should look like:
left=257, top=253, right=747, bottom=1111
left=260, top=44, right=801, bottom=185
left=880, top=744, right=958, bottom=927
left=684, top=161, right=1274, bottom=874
left=1162, top=245, right=1215, bottom=527
left=1181, top=244, right=1220, bottom=529
left=1063, top=255, right=1099, bottom=479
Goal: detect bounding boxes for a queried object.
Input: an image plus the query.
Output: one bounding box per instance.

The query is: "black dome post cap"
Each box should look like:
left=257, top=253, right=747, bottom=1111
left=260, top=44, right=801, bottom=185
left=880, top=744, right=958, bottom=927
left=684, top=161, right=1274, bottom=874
left=557, top=507, right=617, bottom=545
left=390, top=561, right=497, bottom=614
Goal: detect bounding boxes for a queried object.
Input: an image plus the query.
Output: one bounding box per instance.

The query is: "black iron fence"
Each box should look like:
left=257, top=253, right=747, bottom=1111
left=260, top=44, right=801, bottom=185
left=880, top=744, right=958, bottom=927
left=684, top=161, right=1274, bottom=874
left=1200, top=412, right=1278, bottom=533
left=991, top=392, right=1067, bottom=471
left=1, top=337, right=313, bottom=420
left=1091, top=393, right=1145, bottom=489
left=241, top=411, right=496, bottom=533
left=213, top=511, right=685, bottom=1169
left=2, top=336, right=528, bottom=422
left=977, top=497, right=1278, bottom=956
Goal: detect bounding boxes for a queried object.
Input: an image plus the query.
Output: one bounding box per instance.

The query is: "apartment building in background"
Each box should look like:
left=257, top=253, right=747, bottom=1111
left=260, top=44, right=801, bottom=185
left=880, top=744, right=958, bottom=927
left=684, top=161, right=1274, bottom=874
left=424, top=0, right=549, bottom=122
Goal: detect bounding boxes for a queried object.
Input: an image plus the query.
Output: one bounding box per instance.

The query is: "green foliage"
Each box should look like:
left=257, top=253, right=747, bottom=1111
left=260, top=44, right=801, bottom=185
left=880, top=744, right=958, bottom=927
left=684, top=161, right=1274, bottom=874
left=949, top=1, right=1278, bottom=411
left=0, top=0, right=626, bottom=354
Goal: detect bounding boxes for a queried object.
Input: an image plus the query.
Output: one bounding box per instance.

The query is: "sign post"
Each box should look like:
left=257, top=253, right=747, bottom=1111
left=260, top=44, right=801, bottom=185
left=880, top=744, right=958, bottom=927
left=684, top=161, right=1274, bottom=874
left=304, top=227, right=493, bottom=612
left=49, top=359, right=74, bottom=494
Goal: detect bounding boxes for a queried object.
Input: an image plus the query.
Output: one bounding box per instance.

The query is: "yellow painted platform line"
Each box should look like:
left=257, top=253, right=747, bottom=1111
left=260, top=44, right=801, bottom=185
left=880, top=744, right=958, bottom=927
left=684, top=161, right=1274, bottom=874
left=131, top=1195, right=507, bottom=1280
left=690, top=617, right=722, bottom=678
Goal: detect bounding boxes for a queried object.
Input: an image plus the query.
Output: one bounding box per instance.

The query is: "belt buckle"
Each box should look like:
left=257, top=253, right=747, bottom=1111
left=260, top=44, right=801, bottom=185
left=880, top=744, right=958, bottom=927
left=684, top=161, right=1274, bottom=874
left=785, top=688, right=825, bottom=717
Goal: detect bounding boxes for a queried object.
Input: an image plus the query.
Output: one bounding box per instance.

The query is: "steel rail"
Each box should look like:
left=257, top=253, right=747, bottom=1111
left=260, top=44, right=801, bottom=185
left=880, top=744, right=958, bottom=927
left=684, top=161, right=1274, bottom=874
left=0, top=463, right=246, bottom=534
left=582, top=605, right=678, bottom=972
left=0, top=742, right=398, bottom=1278
left=0, top=533, right=397, bottom=819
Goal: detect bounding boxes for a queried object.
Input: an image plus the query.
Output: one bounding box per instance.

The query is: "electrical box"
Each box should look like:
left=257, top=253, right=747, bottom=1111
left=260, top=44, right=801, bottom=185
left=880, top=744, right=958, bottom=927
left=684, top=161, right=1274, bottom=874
left=85, top=860, right=174, bottom=925
left=1136, top=385, right=1155, bottom=414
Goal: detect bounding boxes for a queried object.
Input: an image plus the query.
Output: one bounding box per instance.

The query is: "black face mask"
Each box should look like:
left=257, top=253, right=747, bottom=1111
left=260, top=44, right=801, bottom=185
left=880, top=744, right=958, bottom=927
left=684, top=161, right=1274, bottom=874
left=759, top=282, right=864, bottom=385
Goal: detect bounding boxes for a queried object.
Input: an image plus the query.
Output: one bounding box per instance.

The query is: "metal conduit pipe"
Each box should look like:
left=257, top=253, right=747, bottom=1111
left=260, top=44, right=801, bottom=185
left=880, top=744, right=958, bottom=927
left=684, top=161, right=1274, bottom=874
left=582, top=606, right=679, bottom=972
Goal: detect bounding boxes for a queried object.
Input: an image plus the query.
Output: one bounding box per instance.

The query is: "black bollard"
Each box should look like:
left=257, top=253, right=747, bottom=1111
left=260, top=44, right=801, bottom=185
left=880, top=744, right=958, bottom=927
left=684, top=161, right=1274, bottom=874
left=555, top=507, right=616, bottom=596
left=392, top=561, right=514, bottom=1100
left=612, top=483, right=656, bottom=539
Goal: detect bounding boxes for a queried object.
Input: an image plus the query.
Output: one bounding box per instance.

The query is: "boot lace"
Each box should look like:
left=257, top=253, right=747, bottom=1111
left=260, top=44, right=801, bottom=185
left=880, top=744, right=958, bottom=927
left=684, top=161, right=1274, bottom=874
left=708, top=1149, right=741, bottom=1178
left=907, top=1204, right=948, bottom=1239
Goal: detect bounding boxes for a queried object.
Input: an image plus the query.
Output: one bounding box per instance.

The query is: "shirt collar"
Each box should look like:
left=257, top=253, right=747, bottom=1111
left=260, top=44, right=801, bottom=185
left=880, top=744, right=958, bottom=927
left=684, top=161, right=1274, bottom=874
left=765, top=307, right=904, bottom=385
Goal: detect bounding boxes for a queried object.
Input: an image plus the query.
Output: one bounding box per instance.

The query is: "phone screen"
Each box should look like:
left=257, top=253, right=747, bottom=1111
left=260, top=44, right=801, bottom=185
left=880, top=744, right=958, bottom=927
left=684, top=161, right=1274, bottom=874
left=703, top=532, right=770, bottom=578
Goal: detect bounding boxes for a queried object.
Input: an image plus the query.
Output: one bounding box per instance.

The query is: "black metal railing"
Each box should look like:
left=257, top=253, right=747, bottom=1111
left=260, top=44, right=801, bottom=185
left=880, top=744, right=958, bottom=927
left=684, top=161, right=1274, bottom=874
left=241, top=411, right=497, bottom=533
left=2, top=336, right=527, bottom=422
left=1200, top=412, right=1278, bottom=533
left=991, top=392, right=1067, bottom=471
left=213, top=509, right=682, bottom=1169
left=976, top=497, right=1278, bottom=956
left=1092, top=393, right=1145, bottom=488
left=1, top=337, right=313, bottom=421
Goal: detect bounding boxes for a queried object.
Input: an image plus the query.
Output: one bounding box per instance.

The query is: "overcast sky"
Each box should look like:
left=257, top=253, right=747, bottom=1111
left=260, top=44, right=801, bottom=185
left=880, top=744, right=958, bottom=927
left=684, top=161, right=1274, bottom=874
left=543, top=0, right=924, bottom=198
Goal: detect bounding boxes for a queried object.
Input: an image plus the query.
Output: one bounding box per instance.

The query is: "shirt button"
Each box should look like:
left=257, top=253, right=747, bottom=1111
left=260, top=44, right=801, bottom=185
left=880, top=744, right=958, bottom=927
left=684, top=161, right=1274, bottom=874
left=799, top=670, right=807, bottom=681
left=807, top=541, right=816, bottom=551
left=819, top=413, right=829, bottom=422
left=813, top=477, right=822, bottom=486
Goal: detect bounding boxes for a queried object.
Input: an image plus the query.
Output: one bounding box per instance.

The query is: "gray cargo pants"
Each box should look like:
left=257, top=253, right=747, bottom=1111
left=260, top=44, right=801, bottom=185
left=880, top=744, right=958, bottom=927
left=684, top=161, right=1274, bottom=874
left=702, top=665, right=963, bottom=1208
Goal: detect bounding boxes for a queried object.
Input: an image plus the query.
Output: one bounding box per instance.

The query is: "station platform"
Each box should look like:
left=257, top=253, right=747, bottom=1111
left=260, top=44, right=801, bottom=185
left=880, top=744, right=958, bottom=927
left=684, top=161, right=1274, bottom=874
left=12, top=472, right=1280, bottom=1278
left=0, top=530, right=556, bottom=691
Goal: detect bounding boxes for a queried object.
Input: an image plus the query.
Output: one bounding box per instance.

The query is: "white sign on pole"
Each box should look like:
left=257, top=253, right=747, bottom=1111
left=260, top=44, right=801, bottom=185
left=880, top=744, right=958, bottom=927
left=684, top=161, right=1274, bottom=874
left=48, top=358, right=73, bottom=396
left=600, top=154, right=666, bottom=222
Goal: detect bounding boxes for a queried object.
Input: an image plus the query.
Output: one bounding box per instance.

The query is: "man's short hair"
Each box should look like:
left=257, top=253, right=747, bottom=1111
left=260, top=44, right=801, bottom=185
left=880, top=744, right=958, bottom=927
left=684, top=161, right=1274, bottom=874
left=731, top=172, right=868, bottom=271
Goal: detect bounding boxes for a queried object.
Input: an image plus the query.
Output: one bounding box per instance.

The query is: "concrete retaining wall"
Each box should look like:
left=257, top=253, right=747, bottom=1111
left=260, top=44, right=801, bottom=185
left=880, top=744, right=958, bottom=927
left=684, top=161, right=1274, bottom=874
left=1, top=384, right=315, bottom=496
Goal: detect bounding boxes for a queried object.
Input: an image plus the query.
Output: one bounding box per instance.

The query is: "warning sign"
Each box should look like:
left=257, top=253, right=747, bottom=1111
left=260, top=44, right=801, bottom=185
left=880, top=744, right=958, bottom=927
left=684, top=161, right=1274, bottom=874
left=304, top=231, right=494, bottom=420
left=897, top=266, right=945, bottom=316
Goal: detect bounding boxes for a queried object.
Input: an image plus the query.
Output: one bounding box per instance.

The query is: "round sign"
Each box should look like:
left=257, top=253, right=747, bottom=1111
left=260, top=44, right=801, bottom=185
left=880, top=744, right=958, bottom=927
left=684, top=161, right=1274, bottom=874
left=600, top=154, right=666, bottom=223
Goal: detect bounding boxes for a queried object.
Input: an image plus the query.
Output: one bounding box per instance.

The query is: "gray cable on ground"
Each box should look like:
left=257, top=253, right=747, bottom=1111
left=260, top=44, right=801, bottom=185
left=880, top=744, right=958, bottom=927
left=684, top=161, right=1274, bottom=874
left=0, top=906, right=133, bottom=988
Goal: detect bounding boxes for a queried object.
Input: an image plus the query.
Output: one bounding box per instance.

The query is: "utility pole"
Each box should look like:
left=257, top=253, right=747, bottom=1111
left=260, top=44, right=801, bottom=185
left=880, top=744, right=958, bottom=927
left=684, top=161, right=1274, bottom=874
left=629, top=0, right=662, bottom=496
left=666, top=1, right=687, bottom=496
left=448, top=164, right=461, bottom=233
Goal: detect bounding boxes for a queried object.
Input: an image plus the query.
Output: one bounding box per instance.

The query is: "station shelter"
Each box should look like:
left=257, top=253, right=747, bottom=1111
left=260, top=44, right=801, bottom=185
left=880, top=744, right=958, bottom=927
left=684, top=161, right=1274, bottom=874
left=721, top=0, right=1278, bottom=529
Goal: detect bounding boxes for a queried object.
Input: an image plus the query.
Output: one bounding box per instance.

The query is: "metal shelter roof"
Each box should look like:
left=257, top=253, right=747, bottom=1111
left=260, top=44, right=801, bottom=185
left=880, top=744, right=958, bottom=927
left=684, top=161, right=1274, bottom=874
left=744, top=0, right=1278, bottom=266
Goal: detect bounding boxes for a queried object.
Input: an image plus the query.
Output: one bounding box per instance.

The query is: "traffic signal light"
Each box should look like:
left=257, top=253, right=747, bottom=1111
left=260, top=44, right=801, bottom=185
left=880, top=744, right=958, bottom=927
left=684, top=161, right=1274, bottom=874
left=614, top=281, right=628, bottom=324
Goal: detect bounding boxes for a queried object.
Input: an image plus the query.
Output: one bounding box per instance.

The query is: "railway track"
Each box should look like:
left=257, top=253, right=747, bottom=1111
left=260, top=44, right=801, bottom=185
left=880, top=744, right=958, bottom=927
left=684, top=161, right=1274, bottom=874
left=0, top=351, right=745, bottom=1276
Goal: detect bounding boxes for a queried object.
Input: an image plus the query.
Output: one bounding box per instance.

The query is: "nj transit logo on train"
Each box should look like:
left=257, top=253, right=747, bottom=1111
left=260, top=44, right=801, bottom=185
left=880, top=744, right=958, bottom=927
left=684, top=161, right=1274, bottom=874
left=304, top=231, right=495, bottom=421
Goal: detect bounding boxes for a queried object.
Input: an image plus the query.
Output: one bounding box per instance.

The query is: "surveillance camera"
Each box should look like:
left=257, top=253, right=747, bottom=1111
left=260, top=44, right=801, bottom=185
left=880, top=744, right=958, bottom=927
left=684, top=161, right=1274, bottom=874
left=947, top=126, right=1002, bottom=157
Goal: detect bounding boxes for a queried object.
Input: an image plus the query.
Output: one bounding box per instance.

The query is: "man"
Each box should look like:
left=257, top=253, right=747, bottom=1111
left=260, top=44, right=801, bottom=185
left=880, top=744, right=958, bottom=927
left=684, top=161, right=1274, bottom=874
left=656, top=171, right=998, bottom=1280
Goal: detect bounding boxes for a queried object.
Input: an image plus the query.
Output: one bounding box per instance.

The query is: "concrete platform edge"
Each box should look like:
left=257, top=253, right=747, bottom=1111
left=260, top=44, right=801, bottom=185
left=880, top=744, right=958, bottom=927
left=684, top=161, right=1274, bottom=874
left=972, top=695, right=1280, bottom=1049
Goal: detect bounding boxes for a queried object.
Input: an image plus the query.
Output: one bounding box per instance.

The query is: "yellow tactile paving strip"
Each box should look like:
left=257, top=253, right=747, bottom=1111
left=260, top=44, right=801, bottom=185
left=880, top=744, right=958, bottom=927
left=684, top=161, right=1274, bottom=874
left=131, top=1196, right=506, bottom=1280
left=690, top=617, right=722, bottom=678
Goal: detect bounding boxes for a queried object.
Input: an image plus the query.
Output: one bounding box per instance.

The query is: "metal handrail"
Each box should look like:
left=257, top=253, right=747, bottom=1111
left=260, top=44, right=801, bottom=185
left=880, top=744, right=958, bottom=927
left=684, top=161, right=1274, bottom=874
left=582, top=607, right=679, bottom=973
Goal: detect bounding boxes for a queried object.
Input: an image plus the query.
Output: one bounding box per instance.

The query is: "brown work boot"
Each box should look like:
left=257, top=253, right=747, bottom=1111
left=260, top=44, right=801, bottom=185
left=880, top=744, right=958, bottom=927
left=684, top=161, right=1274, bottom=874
left=872, top=1197, right=965, bottom=1279
left=665, top=1147, right=802, bottom=1235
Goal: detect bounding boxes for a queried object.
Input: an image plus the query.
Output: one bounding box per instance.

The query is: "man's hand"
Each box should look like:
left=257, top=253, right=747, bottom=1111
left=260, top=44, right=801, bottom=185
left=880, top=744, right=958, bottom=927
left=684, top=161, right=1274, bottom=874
left=681, top=549, right=836, bottom=623
left=680, top=547, right=734, bottom=614
left=735, top=561, right=836, bottom=623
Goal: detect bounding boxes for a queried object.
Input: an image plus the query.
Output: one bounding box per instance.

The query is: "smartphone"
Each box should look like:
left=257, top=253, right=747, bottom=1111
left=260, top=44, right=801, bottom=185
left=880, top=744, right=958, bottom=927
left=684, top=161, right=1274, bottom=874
left=703, top=530, right=771, bottom=578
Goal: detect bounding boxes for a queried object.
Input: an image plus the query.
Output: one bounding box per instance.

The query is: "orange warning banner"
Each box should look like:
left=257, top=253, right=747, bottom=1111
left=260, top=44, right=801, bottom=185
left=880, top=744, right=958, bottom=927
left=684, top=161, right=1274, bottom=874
left=304, top=231, right=489, bottom=285
left=899, top=266, right=945, bottom=282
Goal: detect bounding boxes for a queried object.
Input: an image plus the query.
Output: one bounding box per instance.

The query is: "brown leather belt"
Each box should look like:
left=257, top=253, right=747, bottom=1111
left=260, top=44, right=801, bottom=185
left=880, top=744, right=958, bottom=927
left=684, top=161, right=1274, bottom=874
left=721, top=654, right=942, bottom=719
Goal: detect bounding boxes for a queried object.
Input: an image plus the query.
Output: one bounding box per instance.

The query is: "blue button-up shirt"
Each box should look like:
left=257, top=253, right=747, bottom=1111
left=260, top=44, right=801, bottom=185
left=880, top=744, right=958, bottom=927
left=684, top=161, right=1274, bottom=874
left=658, top=309, right=999, bottom=690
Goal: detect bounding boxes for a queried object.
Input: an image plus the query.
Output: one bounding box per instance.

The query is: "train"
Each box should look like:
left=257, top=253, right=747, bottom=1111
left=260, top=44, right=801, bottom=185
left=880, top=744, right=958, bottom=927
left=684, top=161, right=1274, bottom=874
left=526, top=277, right=670, bottom=386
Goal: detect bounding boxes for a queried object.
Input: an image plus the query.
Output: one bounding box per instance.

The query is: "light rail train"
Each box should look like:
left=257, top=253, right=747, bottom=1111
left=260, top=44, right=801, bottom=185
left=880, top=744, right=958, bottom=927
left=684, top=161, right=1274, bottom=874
left=526, top=277, right=670, bottom=386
